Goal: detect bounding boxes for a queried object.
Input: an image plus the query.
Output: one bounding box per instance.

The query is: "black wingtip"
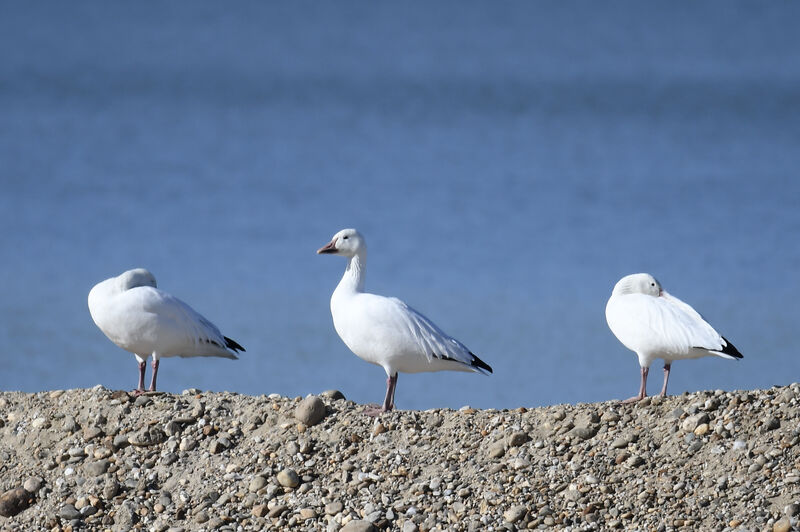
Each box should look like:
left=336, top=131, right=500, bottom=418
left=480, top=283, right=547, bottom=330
left=470, top=352, right=493, bottom=374
left=720, top=336, right=743, bottom=359
left=224, top=336, right=246, bottom=353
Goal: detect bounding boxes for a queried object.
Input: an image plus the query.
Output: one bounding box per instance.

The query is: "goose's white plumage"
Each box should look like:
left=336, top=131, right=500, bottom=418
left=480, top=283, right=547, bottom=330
left=605, top=273, right=742, bottom=402
left=318, top=229, right=491, bottom=413
left=88, top=268, right=244, bottom=392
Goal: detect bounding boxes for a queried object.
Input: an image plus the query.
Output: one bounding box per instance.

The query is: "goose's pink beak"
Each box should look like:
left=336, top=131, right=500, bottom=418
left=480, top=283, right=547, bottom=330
left=317, top=240, right=337, bottom=254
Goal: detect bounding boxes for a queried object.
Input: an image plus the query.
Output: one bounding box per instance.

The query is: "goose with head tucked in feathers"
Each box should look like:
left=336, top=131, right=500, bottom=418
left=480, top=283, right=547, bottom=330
left=318, top=229, right=492, bottom=414
left=605, top=273, right=742, bottom=403
left=88, top=268, right=244, bottom=393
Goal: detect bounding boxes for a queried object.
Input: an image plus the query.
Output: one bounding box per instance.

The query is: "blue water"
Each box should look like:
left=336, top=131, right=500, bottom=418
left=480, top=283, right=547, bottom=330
left=1, top=2, right=799, bottom=410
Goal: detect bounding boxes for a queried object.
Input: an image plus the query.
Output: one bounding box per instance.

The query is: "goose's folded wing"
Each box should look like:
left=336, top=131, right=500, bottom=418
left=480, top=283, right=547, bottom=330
left=139, top=288, right=240, bottom=358
left=387, top=297, right=480, bottom=368
left=608, top=293, right=726, bottom=355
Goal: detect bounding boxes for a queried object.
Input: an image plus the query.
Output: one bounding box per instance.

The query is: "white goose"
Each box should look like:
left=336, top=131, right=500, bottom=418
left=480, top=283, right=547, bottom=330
left=318, top=229, right=492, bottom=413
left=88, top=268, right=244, bottom=393
left=605, top=273, right=742, bottom=402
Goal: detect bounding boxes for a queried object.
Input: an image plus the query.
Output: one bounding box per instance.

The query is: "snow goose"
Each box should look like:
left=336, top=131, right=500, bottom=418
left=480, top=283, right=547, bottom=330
left=317, top=228, right=492, bottom=414
left=88, top=268, right=244, bottom=393
left=605, top=273, right=742, bottom=402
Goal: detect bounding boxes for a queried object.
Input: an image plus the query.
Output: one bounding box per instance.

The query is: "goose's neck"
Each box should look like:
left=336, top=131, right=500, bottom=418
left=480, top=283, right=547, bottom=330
left=336, top=252, right=366, bottom=294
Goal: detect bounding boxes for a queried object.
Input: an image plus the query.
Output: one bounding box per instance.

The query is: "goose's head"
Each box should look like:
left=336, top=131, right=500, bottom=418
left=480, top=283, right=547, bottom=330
left=612, top=273, right=662, bottom=297
left=119, top=268, right=157, bottom=291
left=317, top=228, right=366, bottom=258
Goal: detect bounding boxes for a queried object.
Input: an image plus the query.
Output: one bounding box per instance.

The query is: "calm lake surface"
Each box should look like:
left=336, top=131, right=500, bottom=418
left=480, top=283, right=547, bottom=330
left=1, top=2, right=799, bottom=409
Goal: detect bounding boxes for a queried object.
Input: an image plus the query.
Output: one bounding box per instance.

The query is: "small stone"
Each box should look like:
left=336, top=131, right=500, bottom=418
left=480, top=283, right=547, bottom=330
left=299, top=508, right=317, bottom=519
left=570, top=424, right=599, bottom=440
left=611, top=435, right=632, bottom=449
left=252, top=504, right=268, bottom=517
left=83, top=426, right=104, bottom=441
left=31, top=417, right=48, bottom=429
left=249, top=475, right=268, bottom=492
left=113, top=433, right=131, bottom=449
left=508, top=431, right=529, bottom=447
left=681, top=413, right=709, bottom=433
left=785, top=503, right=800, bottom=517
left=103, top=478, right=120, bottom=499
left=372, top=422, right=387, bottom=436
left=63, top=415, right=79, bottom=433
left=765, top=417, right=780, bottom=431
left=59, top=504, right=81, bottom=520
left=277, top=468, right=300, bottom=488
left=503, top=505, right=527, bottom=523
left=402, top=521, right=418, bottom=532
left=325, top=501, right=344, bottom=515
left=128, top=427, right=166, bottom=447
left=194, top=510, right=209, bottom=523
left=773, top=517, right=791, bottom=532
left=488, top=441, right=505, bottom=458
left=694, top=423, right=710, bottom=437
left=164, top=420, right=183, bottom=437
left=626, top=455, right=644, bottom=467
left=341, top=520, right=378, bottom=532
left=134, top=395, right=152, bottom=407
left=268, top=504, right=287, bottom=518
left=295, top=396, right=327, bottom=426
left=180, top=437, right=197, bottom=451
left=209, top=439, right=226, bottom=454
left=0, top=487, right=35, bottom=517
left=23, top=477, right=43, bottom=493
left=83, top=459, right=110, bottom=477
left=320, top=390, right=346, bottom=400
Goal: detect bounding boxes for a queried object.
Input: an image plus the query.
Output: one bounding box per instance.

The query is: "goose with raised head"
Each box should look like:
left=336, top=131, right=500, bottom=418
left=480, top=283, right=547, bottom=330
left=318, top=229, right=492, bottom=414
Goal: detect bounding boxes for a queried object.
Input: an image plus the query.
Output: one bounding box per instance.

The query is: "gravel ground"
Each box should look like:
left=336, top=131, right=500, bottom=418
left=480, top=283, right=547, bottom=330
left=0, top=385, right=798, bottom=531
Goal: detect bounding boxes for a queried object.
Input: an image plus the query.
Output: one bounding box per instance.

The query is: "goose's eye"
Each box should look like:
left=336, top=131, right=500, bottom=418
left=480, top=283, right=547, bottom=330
left=343, top=236, right=349, bottom=240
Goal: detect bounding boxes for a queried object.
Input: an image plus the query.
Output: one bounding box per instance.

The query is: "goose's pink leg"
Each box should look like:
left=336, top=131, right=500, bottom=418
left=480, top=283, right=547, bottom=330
left=622, top=366, right=648, bottom=403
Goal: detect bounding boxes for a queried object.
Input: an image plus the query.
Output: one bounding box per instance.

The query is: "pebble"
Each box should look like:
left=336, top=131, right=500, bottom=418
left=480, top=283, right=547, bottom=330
left=23, top=477, right=43, bottom=493
left=299, top=507, right=317, bottom=519
left=83, top=459, right=110, bottom=476
left=508, top=431, right=529, bottom=447
left=320, top=390, right=346, bottom=401
left=58, top=504, right=81, bottom=520
left=325, top=501, right=344, bottom=515
left=277, top=468, right=300, bottom=488
left=503, top=505, right=527, bottom=523
left=402, top=521, right=419, bottom=532
left=249, top=475, right=268, bottom=492
left=0, top=487, right=34, bottom=517
left=340, top=520, right=378, bottom=532
left=295, top=395, right=327, bottom=426
left=83, top=426, right=104, bottom=441
left=773, top=517, right=791, bottom=532
left=488, top=441, right=506, bottom=458
left=103, top=478, right=120, bottom=499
